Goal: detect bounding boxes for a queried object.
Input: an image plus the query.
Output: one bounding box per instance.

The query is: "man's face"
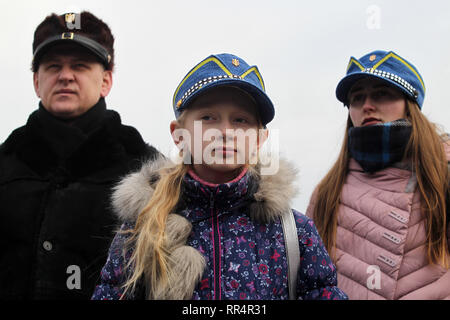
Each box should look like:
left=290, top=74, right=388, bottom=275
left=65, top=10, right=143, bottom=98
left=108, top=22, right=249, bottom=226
left=33, top=44, right=112, bottom=119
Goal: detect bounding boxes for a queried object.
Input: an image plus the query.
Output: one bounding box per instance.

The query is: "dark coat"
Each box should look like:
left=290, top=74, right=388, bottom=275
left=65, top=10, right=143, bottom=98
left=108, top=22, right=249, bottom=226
left=0, top=98, right=159, bottom=299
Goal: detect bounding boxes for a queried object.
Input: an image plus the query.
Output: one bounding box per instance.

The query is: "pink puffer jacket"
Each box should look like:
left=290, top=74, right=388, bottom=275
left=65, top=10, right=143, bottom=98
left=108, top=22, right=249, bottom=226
left=307, top=144, right=450, bottom=300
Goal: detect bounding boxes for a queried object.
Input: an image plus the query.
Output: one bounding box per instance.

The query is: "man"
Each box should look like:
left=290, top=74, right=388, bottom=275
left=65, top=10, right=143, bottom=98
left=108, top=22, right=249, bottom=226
left=0, top=11, right=159, bottom=299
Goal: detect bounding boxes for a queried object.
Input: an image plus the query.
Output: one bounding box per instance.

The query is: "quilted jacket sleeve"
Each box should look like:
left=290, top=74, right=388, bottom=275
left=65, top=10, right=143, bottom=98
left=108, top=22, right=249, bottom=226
left=294, top=211, right=348, bottom=300
left=91, top=221, right=136, bottom=300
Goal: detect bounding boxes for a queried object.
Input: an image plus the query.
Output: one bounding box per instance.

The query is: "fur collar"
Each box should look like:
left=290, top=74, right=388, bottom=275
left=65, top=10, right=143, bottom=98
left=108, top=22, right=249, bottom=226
left=1, top=104, right=153, bottom=180
left=112, top=155, right=298, bottom=300
left=112, top=155, right=299, bottom=224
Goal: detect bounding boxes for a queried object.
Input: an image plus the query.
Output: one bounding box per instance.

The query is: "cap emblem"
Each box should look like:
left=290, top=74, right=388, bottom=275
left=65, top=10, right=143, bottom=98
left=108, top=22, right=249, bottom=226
left=65, top=13, right=76, bottom=24
left=232, top=58, right=240, bottom=67
left=61, top=32, right=74, bottom=40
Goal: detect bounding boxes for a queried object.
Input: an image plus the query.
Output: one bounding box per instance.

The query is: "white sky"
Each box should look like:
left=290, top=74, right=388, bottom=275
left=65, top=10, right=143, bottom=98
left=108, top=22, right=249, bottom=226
left=1, top=0, right=449, bottom=213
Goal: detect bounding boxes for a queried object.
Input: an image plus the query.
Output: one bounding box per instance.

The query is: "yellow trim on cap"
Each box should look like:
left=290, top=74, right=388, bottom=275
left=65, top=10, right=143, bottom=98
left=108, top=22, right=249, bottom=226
left=346, top=58, right=365, bottom=72
left=372, top=52, right=425, bottom=92
left=173, top=57, right=233, bottom=106
left=240, top=67, right=265, bottom=91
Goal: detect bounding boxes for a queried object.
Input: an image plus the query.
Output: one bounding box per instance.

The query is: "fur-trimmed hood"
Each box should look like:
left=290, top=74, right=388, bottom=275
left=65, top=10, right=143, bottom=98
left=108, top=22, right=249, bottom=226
left=110, top=155, right=298, bottom=300
left=111, top=155, right=299, bottom=224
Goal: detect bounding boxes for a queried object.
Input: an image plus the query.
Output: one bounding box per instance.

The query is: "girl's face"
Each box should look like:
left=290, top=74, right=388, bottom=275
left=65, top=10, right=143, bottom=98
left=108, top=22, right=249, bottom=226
left=348, top=78, right=407, bottom=127
left=170, top=86, right=267, bottom=184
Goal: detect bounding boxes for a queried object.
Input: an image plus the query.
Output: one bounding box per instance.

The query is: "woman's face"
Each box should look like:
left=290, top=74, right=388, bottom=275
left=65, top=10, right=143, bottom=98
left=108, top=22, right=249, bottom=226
left=170, top=86, right=267, bottom=183
left=347, top=78, right=407, bottom=127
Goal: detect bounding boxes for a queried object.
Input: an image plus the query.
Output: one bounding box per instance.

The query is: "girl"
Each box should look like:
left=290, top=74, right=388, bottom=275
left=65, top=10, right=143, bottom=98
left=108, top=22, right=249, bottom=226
left=92, top=53, right=347, bottom=300
left=307, top=50, right=450, bottom=299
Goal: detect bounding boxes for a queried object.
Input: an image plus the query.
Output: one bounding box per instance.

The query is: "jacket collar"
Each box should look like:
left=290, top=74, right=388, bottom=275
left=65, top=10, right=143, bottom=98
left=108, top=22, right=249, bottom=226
left=1, top=98, right=141, bottom=180
left=31, top=98, right=108, bottom=161
left=179, top=167, right=252, bottom=222
left=112, top=155, right=298, bottom=225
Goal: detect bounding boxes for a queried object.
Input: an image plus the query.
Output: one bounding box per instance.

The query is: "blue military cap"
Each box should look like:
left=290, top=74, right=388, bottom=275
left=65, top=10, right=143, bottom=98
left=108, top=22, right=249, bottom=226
left=172, top=53, right=274, bottom=125
left=336, top=50, right=425, bottom=109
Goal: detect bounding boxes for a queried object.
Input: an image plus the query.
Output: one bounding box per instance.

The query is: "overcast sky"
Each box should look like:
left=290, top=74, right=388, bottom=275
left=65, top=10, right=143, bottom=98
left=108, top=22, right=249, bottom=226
left=1, top=0, right=449, bottom=213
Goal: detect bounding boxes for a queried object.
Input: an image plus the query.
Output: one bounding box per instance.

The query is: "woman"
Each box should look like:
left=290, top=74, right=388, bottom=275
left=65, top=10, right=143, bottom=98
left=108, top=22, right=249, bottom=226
left=307, top=50, right=450, bottom=299
left=92, top=53, right=347, bottom=300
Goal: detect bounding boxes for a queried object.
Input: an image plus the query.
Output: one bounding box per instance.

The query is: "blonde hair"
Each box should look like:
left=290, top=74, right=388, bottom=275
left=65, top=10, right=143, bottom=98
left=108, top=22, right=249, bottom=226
left=311, top=100, right=449, bottom=267
left=122, top=161, right=189, bottom=298
left=121, top=109, right=189, bottom=298
left=122, top=91, right=267, bottom=298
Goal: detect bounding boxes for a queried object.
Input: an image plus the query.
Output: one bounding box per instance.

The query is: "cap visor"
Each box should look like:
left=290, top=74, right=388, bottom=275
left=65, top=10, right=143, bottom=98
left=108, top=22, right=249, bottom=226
left=336, top=72, right=414, bottom=105
left=180, top=79, right=275, bottom=125
left=33, top=35, right=109, bottom=69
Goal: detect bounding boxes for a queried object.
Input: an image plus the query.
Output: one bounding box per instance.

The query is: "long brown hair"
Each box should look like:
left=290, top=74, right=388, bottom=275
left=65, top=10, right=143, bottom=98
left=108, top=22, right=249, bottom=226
left=312, top=99, right=449, bottom=267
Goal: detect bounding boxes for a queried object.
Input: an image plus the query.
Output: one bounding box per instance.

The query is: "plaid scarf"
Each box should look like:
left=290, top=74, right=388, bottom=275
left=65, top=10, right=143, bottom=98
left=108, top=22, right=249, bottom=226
left=348, top=119, right=412, bottom=173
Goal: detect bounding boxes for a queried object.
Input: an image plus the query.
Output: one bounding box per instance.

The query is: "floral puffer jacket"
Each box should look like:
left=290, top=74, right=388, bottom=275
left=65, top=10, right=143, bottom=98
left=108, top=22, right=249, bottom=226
left=92, top=157, right=348, bottom=300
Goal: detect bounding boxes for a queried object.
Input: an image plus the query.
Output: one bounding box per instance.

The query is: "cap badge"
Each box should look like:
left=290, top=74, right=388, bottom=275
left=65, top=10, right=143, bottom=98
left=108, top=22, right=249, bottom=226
left=232, top=58, right=239, bottom=67
left=65, top=13, right=76, bottom=24
left=369, top=54, right=376, bottom=62
left=61, top=32, right=74, bottom=40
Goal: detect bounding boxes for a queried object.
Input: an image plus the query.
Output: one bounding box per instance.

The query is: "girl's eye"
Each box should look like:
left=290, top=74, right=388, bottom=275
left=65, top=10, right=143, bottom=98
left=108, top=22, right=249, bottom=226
left=350, top=94, right=365, bottom=105
left=372, top=90, right=389, bottom=99
left=234, top=118, right=248, bottom=124
left=372, top=90, right=400, bottom=102
left=200, top=115, right=213, bottom=121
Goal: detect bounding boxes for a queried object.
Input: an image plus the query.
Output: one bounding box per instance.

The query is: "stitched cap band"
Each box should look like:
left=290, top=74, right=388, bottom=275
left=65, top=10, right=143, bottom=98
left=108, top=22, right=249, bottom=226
left=336, top=50, right=425, bottom=109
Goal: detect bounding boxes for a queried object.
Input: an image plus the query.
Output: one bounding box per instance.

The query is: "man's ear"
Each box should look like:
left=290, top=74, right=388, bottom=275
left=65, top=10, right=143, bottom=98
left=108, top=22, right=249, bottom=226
left=100, top=70, right=113, bottom=97
left=33, top=72, right=40, bottom=98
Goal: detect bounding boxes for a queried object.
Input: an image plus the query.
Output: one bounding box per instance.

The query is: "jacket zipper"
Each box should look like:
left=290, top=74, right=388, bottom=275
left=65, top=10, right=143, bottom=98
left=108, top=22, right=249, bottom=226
left=210, top=192, right=221, bottom=300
